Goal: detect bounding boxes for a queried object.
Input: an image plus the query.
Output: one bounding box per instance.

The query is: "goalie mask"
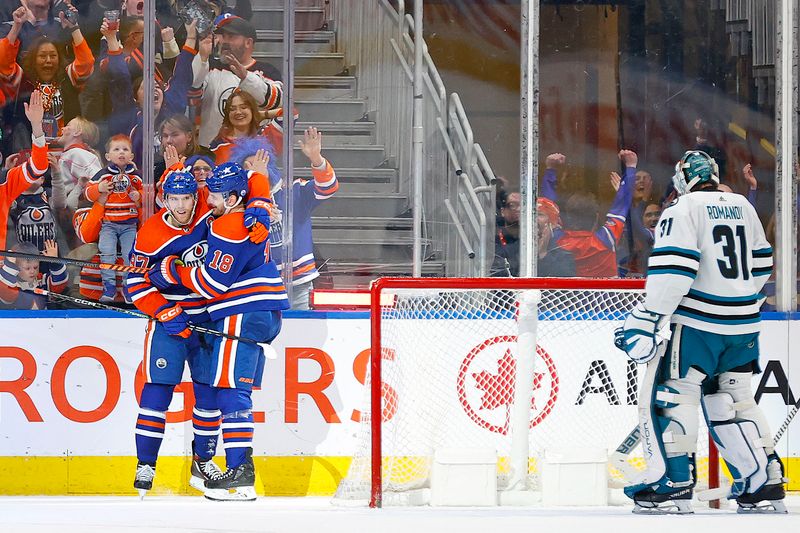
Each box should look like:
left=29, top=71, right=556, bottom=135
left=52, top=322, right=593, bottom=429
left=672, top=150, right=719, bottom=196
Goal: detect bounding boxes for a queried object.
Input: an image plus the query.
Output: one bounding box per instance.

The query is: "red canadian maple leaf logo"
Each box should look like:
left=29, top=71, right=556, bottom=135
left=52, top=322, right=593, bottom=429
left=472, top=349, right=545, bottom=411
left=458, top=337, right=559, bottom=434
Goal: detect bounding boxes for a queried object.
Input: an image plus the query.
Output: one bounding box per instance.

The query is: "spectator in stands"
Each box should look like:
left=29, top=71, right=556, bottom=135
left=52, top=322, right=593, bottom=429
left=123, top=0, right=145, bottom=18
left=0, top=239, right=67, bottom=309
left=155, top=114, right=213, bottom=184
left=536, top=197, right=576, bottom=277
left=183, top=154, right=214, bottom=189
left=1, top=90, right=49, bottom=252
left=210, top=88, right=262, bottom=163
left=9, top=159, right=58, bottom=254
left=55, top=116, right=102, bottom=212
left=0, top=1, right=69, bottom=54
left=104, top=18, right=198, bottom=167
left=739, top=163, right=759, bottom=206
left=191, top=14, right=282, bottom=147
left=694, top=116, right=727, bottom=180
left=84, top=134, right=141, bottom=302
left=624, top=201, right=661, bottom=277
left=0, top=5, right=94, bottom=152
left=229, top=128, right=338, bottom=309
left=70, top=192, right=125, bottom=302
left=616, top=168, right=659, bottom=276
left=542, top=150, right=637, bottom=277
left=492, top=190, right=521, bottom=276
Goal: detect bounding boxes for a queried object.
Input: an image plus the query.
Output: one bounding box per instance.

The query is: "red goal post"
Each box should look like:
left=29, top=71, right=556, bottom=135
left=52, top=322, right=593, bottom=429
left=339, top=277, right=720, bottom=507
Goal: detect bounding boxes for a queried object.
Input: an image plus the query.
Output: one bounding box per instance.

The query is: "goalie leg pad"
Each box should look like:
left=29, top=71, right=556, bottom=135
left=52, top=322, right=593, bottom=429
left=717, top=372, right=775, bottom=454
left=704, top=373, right=784, bottom=501
left=625, top=363, right=704, bottom=501
left=706, top=415, right=769, bottom=497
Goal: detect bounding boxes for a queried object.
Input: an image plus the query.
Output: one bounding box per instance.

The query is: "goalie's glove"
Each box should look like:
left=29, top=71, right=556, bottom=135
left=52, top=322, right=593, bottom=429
left=146, top=255, right=182, bottom=290
left=613, top=302, right=663, bottom=364
left=244, top=197, right=271, bottom=244
left=155, top=303, right=191, bottom=338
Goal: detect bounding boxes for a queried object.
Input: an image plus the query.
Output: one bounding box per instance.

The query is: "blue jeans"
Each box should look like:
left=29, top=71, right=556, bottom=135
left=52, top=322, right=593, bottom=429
left=98, top=220, right=137, bottom=285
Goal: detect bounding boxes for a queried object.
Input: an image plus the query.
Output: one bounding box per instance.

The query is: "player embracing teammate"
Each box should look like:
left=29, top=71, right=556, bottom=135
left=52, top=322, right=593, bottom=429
left=617, top=151, right=785, bottom=514
left=130, top=161, right=287, bottom=501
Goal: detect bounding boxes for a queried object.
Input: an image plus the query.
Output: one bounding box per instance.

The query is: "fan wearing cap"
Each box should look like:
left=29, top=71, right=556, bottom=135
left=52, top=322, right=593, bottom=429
left=191, top=13, right=283, bottom=147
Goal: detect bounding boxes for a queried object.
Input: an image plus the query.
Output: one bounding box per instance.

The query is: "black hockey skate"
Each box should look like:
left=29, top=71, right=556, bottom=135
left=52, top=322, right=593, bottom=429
left=204, top=449, right=256, bottom=501
left=736, top=483, right=787, bottom=514
left=134, top=462, right=156, bottom=500
left=631, top=486, right=694, bottom=515
left=736, top=455, right=788, bottom=514
left=189, top=454, right=224, bottom=493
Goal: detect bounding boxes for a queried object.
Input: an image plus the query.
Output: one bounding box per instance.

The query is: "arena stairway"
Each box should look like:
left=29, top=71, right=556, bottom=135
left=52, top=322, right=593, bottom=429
left=250, top=0, right=445, bottom=287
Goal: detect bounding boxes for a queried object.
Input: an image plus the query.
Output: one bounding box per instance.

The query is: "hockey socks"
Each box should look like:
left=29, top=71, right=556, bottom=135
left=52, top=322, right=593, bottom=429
left=217, top=388, right=255, bottom=469
left=135, top=383, right=173, bottom=465
left=192, top=382, right=221, bottom=461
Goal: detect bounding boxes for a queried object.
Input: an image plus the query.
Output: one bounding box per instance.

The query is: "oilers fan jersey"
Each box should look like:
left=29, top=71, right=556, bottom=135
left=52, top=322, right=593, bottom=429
left=126, top=208, right=212, bottom=322
left=644, top=191, right=773, bottom=335
left=176, top=211, right=290, bottom=320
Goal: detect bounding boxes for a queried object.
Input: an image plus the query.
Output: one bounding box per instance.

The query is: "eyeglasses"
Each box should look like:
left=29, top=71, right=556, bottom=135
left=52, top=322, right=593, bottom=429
left=192, top=167, right=213, bottom=175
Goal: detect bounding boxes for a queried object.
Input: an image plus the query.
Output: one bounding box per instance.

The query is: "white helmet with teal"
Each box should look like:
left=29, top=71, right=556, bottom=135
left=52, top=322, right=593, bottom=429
left=672, top=150, right=719, bottom=195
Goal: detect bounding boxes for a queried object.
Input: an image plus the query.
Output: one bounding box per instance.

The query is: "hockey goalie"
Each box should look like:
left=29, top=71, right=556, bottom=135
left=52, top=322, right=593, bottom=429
left=615, top=150, right=787, bottom=514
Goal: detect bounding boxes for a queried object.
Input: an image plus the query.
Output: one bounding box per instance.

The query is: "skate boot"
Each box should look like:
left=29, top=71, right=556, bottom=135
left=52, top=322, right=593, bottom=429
left=204, top=449, right=256, bottom=501
left=736, top=455, right=787, bottom=514
left=134, top=462, right=156, bottom=500
left=631, top=486, right=694, bottom=515
left=190, top=453, right=224, bottom=493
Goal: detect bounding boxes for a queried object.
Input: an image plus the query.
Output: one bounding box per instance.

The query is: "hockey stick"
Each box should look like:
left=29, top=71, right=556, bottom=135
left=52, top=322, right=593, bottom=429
left=0, top=249, right=149, bottom=274
left=608, top=426, right=642, bottom=488
left=696, top=395, right=800, bottom=502
left=31, top=288, right=278, bottom=358
left=773, top=396, right=800, bottom=444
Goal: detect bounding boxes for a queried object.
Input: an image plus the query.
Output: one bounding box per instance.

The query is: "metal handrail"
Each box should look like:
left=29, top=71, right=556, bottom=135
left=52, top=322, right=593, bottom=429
left=332, top=0, right=498, bottom=277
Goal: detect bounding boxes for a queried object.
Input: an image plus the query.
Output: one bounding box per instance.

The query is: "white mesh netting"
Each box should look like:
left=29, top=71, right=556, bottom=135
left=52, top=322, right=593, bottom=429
left=334, top=284, right=715, bottom=505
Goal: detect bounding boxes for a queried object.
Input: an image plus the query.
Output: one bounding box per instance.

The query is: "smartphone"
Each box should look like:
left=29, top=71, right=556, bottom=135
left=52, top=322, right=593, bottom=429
left=179, top=0, right=215, bottom=37
left=56, top=5, right=79, bottom=25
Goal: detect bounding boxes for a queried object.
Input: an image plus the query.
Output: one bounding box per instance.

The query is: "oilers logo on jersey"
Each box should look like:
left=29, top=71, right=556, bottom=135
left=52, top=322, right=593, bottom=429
left=112, top=173, right=132, bottom=193
left=217, top=86, right=236, bottom=118
left=11, top=194, right=56, bottom=252
left=269, top=210, right=283, bottom=248
left=181, top=241, right=208, bottom=267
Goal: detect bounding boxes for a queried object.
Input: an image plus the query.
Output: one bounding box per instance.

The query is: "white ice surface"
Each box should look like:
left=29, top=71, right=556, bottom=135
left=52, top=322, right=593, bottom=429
left=0, top=495, right=798, bottom=533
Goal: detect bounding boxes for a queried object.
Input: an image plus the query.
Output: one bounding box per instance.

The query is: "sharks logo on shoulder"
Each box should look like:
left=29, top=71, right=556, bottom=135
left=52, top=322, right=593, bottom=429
left=181, top=241, right=208, bottom=267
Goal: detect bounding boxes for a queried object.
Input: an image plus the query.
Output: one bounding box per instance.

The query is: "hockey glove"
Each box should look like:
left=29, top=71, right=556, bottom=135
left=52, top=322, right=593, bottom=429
left=155, top=303, right=191, bottom=338
left=614, top=302, right=663, bottom=364
left=146, top=255, right=182, bottom=290
left=244, top=198, right=271, bottom=244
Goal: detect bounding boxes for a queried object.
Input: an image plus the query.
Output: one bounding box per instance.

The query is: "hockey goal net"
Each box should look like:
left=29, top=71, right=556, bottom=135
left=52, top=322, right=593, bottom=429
left=334, top=278, right=719, bottom=506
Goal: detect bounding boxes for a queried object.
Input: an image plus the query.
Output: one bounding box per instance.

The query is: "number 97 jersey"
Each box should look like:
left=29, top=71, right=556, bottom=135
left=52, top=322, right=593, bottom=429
left=644, top=190, right=773, bottom=335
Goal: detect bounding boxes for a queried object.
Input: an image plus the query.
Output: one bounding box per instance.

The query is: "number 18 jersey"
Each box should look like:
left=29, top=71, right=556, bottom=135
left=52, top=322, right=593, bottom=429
left=644, top=190, right=773, bottom=335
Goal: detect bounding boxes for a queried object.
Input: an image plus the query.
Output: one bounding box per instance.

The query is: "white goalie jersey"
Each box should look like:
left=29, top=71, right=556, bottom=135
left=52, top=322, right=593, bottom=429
left=644, top=190, right=773, bottom=335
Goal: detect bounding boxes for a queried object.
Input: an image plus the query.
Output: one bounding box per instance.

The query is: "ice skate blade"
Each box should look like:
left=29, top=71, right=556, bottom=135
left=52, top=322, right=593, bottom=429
left=137, top=489, right=148, bottom=500
left=204, top=486, right=257, bottom=501
left=737, top=500, right=788, bottom=514
left=189, top=476, right=206, bottom=493
left=632, top=501, right=693, bottom=515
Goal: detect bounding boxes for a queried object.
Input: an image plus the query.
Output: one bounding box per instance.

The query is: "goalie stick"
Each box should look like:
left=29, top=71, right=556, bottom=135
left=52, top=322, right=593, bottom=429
left=30, top=288, right=278, bottom=358
left=0, top=249, right=149, bottom=274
